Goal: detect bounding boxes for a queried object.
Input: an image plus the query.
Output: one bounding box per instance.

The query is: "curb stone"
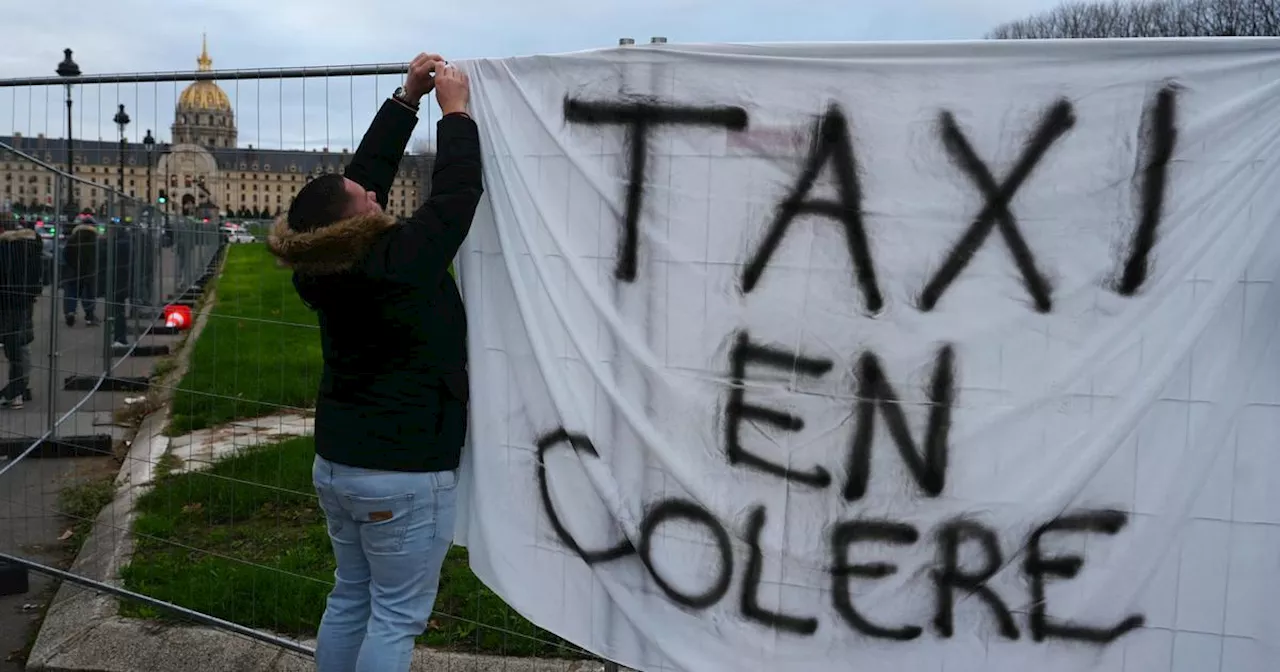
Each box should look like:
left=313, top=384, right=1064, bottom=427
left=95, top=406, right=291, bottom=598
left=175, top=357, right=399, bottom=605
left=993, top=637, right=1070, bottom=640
left=24, top=261, right=619, bottom=671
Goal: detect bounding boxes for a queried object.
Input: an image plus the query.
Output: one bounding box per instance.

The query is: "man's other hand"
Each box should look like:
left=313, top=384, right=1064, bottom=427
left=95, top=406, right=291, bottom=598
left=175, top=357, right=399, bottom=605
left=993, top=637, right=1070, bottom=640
left=434, top=64, right=470, bottom=117
left=403, top=53, right=444, bottom=104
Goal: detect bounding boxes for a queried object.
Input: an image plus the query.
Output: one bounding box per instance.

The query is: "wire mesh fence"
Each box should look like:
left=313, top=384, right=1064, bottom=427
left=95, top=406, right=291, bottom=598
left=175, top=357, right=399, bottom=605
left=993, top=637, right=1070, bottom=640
left=0, top=50, right=622, bottom=670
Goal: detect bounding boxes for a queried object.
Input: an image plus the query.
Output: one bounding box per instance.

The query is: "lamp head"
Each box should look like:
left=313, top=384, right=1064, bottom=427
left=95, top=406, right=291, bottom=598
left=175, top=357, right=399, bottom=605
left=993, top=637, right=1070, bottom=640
left=56, top=49, right=80, bottom=78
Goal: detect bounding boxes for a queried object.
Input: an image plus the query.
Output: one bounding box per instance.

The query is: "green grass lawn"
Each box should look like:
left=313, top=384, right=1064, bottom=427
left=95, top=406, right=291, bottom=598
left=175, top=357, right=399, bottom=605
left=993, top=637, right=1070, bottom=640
left=121, top=436, right=584, bottom=657
left=168, top=244, right=322, bottom=435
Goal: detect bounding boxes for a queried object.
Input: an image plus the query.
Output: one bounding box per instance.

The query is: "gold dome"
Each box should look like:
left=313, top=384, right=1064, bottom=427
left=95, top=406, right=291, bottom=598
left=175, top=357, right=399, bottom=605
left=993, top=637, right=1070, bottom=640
left=177, top=34, right=232, bottom=112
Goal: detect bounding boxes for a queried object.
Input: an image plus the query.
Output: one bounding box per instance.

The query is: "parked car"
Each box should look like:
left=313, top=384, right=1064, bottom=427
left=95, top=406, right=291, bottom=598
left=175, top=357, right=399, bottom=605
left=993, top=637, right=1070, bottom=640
left=219, top=222, right=256, bottom=244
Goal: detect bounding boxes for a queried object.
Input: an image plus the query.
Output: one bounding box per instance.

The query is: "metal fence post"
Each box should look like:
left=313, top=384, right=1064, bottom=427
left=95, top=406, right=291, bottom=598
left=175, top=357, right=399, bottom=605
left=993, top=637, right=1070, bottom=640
left=103, top=195, right=117, bottom=373
left=130, top=219, right=139, bottom=342
left=46, top=177, right=62, bottom=437
left=127, top=201, right=142, bottom=343
left=177, top=217, right=189, bottom=293
left=157, top=211, right=166, bottom=310
left=150, top=209, right=161, bottom=316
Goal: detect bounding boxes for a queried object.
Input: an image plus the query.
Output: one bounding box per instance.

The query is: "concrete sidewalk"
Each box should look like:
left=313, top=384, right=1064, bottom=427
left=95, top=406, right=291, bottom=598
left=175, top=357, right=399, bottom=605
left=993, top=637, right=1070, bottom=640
left=0, top=282, right=185, bottom=670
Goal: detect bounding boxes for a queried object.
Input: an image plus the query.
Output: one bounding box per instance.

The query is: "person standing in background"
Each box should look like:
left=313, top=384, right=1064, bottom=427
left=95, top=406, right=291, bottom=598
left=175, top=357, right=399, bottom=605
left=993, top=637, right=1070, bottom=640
left=63, top=215, right=100, bottom=327
left=0, top=222, right=45, bottom=408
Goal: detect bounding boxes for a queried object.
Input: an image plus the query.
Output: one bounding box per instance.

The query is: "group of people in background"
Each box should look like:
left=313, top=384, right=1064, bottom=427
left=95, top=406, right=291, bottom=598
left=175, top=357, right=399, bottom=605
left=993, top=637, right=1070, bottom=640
left=0, top=212, right=141, bottom=409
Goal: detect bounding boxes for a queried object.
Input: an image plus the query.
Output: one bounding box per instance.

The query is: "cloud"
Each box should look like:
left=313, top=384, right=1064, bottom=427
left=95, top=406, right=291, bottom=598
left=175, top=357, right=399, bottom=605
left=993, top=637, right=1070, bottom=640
left=0, top=0, right=1065, bottom=151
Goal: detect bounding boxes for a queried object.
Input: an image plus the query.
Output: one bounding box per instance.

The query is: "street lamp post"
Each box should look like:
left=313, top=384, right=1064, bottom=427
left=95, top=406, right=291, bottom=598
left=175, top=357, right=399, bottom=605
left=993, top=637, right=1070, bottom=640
left=43, top=49, right=79, bottom=442
left=141, top=129, right=154, bottom=305
left=143, top=129, right=155, bottom=204
left=113, top=104, right=129, bottom=196
left=107, top=104, right=129, bottom=354
left=56, top=48, right=79, bottom=218
left=142, top=129, right=157, bottom=315
left=160, top=142, right=170, bottom=216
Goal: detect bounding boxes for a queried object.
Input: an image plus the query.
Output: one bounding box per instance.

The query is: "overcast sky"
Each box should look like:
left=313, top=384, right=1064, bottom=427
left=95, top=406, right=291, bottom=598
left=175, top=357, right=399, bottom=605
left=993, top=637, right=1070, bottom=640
left=0, top=0, right=1064, bottom=153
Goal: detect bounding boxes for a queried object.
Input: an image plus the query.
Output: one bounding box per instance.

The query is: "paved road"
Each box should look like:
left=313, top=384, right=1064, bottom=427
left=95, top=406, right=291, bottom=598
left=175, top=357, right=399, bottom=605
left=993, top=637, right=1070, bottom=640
left=0, top=266, right=191, bottom=669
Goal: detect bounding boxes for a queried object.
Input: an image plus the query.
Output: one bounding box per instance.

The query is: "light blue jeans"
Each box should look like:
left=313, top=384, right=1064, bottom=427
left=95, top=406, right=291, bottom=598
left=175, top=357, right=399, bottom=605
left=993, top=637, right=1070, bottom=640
left=312, top=454, right=459, bottom=672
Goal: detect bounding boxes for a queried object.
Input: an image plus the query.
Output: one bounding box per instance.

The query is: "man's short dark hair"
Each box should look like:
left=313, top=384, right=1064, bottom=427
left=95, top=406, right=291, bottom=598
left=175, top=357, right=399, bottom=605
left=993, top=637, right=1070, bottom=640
left=287, top=173, right=352, bottom=233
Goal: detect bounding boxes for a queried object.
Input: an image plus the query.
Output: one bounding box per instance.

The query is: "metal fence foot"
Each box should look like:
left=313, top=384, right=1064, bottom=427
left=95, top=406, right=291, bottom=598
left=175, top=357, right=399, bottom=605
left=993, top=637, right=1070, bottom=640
left=0, top=560, right=30, bottom=597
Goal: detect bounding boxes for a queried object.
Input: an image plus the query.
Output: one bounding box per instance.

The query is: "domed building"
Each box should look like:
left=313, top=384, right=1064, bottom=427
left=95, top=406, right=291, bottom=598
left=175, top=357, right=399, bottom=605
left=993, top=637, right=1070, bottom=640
left=0, top=35, right=428, bottom=221
left=171, top=36, right=237, bottom=150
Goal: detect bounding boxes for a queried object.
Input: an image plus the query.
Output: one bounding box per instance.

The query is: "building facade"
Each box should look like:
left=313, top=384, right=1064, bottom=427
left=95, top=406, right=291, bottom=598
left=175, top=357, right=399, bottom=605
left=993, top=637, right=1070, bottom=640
left=1, top=36, right=429, bottom=220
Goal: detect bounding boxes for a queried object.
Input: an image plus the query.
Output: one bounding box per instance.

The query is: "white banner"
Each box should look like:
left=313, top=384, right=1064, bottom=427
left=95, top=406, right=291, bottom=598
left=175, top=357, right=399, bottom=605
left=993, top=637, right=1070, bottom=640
left=453, top=38, right=1280, bottom=672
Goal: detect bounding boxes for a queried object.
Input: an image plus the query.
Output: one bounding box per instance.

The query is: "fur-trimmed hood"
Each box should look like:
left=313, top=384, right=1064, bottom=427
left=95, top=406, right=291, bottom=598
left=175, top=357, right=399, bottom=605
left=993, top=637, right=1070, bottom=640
left=267, top=212, right=399, bottom=275
left=0, top=228, right=37, bottom=242
left=71, top=223, right=99, bottom=237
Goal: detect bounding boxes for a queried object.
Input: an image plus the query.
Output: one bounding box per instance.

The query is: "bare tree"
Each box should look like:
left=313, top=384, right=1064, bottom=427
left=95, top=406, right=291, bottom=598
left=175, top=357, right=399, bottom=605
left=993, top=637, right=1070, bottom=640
left=988, top=0, right=1279, bottom=39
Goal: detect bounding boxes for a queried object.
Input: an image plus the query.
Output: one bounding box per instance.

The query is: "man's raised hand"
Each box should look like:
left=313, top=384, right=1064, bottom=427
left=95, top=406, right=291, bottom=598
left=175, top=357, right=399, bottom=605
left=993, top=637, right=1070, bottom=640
left=433, top=63, right=470, bottom=117
left=402, top=53, right=444, bottom=104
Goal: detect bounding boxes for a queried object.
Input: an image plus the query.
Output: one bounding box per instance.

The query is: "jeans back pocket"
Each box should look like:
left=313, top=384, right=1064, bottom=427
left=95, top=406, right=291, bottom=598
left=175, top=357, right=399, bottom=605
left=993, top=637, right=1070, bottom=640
left=345, top=493, right=416, bottom=555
